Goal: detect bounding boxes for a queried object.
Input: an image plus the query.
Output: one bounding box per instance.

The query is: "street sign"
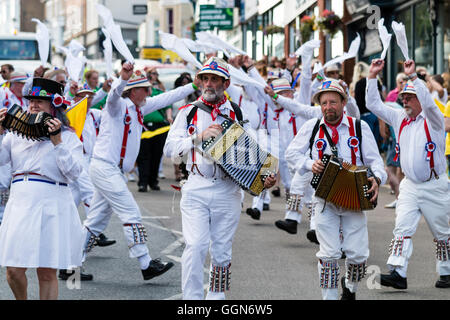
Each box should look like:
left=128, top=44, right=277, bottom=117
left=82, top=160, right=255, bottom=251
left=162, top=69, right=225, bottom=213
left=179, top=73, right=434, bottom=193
left=133, top=5, right=148, bottom=15
left=198, top=4, right=234, bottom=31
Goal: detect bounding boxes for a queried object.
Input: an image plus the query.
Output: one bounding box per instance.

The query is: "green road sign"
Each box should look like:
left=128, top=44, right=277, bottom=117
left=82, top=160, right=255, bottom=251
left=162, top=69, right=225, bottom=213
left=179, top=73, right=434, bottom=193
left=198, top=4, right=234, bottom=31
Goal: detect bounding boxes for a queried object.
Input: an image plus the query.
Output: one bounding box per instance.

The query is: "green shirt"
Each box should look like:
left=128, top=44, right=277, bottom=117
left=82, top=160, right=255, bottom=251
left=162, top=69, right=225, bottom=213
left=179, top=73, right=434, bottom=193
left=143, top=87, right=172, bottom=124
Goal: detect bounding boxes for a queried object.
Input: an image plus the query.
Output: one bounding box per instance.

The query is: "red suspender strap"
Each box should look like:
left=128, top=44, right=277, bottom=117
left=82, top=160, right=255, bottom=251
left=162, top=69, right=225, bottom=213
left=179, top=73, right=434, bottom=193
left=347, top=116, right=357, bottom=165
left=289, top=114, right=297, bottom=136
left=3, top=92, right=9, bottom=107
left=230, top=110, right=235, bottom=120
left=238, top=95, right=243, bottom=108
left=119, top=107, right=131, bottom=169
left=262, top=103, right=268, bottom=129
left=317, top=126, right=325, bottom=159
left=190, top=109, right=204, bottom=176
left=90, top=112, right=99, bottom=135
left=423, top=119, right=438, bottom=179
left=393, top=118, right=409, bottom=162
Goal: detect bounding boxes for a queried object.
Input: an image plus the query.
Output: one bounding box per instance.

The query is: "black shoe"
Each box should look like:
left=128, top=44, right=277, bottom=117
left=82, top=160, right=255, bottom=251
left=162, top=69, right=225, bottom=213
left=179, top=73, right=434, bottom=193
left=435, top=275, right=450, bottom=288
left=340, top=251, right=346, bottom=259
left=340, top=277, right=356, bottom=300
left=380, top=270, right=407, bottom=289
left=263, top=203, right=270, bottom=211
left=246, top=208, right=261, bottom=220
left=58, top=269, right=93, bottom=281
left=271, top=187, right=281, bottom=197
left=138, top=185, right=147, bottom=192
left=306, top=230, right=320, bottom=244
left=95, top=233, right=116, bottom=247
left=142, top=258, right=174, bottom=280
left=149, top=184, right=160, bottom=191
left=275, top=219, right=297, bottom=234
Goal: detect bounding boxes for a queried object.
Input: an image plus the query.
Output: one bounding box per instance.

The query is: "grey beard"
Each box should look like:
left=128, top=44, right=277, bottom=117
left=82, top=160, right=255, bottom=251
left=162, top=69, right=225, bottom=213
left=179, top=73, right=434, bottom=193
left=203, top=91, right=217, bottom=102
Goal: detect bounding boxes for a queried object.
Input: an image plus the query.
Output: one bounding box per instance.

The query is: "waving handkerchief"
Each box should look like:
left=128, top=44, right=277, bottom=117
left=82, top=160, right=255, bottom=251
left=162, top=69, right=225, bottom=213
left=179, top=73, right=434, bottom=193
left=377, top=19, right=392, bottom=60
left=31, top=18, right=49, bottom=66
left=96, top=4, right=134, bottom=64
left=295, top=39, right=321, bottom=57
left=392, top=21, right=409, bottom=60
left=228, top=65, right=266, bottom=89
left=159, top=31, right=203, bottom=69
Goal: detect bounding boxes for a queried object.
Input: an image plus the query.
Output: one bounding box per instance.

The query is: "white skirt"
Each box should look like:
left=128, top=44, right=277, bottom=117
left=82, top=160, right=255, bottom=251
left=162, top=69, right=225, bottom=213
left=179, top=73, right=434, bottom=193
left=0, top=179, right=84, bottom=269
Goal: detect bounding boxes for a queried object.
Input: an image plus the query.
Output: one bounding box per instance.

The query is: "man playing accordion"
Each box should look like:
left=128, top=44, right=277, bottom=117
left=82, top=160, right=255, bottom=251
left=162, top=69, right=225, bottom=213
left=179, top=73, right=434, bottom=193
left=285, top=79, right=387, bottom=300
left=164, top=57, right=276, bottom=300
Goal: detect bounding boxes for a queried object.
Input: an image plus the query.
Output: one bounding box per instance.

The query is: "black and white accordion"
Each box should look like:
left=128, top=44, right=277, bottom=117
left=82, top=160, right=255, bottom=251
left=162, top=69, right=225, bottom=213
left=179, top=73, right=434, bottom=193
left=310, top=154, right=376, bottom=211
left=201, top=119, right=278, bottom=196
left=2, top=104, right=54, bottom=140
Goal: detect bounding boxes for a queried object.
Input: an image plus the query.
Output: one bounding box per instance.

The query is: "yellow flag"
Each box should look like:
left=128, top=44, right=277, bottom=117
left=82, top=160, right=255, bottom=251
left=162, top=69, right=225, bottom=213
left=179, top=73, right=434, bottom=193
left=65, top=97, right=88, bottom=139
left=434, top=98, right=446, bottom=114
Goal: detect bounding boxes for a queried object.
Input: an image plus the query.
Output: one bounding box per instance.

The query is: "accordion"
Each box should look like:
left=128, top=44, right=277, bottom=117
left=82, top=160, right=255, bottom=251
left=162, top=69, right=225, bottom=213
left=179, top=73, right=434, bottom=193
left=2, top=104, right=54, bottom=141
left=201, top=119, right=278, bottom=196
left=310, top=154, right=376, bottom=211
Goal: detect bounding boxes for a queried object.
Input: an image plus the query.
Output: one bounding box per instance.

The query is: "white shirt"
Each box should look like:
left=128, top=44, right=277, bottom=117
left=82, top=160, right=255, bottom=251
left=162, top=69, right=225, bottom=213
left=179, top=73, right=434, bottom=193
left=366, top=77, right=446, bottom=183
left=0, top=130, right=83, bottom=184
left=164, top=98, right=251, bottom=179
left=81, top=108, right=102, bottom=160
left=0, top=87, right=28, bottom=110
left=285, top=115, right=387, bottom=185
left=92, top=78, right=195, bottom=173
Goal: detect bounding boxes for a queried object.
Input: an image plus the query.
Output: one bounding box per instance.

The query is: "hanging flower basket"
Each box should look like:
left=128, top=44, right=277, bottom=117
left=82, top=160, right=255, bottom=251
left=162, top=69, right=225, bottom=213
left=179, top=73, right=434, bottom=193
left=317, top=9, right=343, bottom=39
left=264, top=24, right=284, bottom=36
left=300, top=15, right=316, bottom=43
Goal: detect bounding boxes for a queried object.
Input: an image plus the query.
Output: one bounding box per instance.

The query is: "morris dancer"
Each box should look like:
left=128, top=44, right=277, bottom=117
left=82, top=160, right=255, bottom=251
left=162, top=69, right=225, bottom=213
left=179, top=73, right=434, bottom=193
left=367, top=58, right=450, bottom=289
left=164, top=57, right=276, bottom=299
left=285, top=79, right=386, bottom=300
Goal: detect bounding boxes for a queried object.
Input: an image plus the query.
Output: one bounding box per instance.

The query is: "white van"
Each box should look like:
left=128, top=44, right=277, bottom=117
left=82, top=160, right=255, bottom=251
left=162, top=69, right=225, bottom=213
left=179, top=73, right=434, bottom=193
left=0, top=32, right=44, bottom=76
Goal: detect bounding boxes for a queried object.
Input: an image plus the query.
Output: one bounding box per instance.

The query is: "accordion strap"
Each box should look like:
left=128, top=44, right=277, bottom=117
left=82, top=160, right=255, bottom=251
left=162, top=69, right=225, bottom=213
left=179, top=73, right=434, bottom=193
left=320, top=124, right=339, bottom=157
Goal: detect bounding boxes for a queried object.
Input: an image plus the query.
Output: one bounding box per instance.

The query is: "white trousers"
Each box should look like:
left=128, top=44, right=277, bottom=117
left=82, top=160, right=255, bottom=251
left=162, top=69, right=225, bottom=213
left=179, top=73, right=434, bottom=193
left=83, top=158, right=149, bottom=259
left=180, top=174, right=242, bottom=300
left=70, top=159, right=95, bottom=217
left=285, top=170, right=316, bottom=229
left=387, top=177, right=450, bottom=277
left=315, top=200, right=369, bottom=300
left=251, top=189, right=271, bottom=211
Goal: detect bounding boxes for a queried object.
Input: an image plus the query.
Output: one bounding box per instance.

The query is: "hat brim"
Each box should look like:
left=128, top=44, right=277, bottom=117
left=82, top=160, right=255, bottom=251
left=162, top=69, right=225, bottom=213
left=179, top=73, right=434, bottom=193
left=197, top=69, right=229, bottom=80
left=124, top=82, right=152, bottom=91
left=312, top=89, right=347, bottom=105
left=23, top=95, right=52, bottom=100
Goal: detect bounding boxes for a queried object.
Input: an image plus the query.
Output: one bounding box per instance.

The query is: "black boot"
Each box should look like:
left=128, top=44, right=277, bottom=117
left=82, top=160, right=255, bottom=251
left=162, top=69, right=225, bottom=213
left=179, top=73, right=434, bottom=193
left=380, top=270, right=407, bottom=289
left=58, top=269, right=93, bottom=281
left=142, top=258, right=174, bottom=280
left=246, top=208, right=261, bottom=220
left=275, top=219, right=297, bottom=234
left=263, top=203, right=270, bottom=211
left=138, top=185, right=147, bottom=192
left=95, top=233, right=116, bottom=247
left=271, top=187, right=280, bottom=197
left=306, top=229, right=320, bottom=244
left=340, top=277, right=356, bottom=300
left=435, top=275, right=450, bottom=288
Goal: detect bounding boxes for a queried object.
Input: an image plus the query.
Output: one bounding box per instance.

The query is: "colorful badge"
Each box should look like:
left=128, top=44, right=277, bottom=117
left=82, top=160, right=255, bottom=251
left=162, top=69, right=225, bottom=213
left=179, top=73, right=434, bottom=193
left=187, top=124, right=197, bottom=135
left=315, top=138, right=327, bottom=151
left=347, top=136, right=360, bottom=150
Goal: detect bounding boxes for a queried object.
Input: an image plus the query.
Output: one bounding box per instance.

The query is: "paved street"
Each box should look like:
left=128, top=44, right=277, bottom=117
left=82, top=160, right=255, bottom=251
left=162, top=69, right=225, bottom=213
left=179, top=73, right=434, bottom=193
left=0, top=159, right=449, bottom=300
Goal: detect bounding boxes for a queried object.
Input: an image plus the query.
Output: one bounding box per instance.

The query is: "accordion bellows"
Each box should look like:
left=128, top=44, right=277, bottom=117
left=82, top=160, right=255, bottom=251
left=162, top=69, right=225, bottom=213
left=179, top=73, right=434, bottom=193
left=311, top=154, right=374, bottom=211
left=201, top=120, right=278, bottom=196
left=2, top=104, right=53, bottom=140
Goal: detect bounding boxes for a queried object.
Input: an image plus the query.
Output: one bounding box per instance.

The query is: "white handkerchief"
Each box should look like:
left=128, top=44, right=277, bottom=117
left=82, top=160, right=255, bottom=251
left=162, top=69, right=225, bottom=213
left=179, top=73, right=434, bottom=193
left=159, top=31, right=203, bottom=69
left=378, top=19, right=392, bottom=60
left=228, top=65, right=266, bottom=89
left=392, top=21, right=409, bottom=61
left=96, top=4, right=134, bottom=64
left=31, top=18, right=49, bottom=66
left=295, top=39, right=321, bottom=57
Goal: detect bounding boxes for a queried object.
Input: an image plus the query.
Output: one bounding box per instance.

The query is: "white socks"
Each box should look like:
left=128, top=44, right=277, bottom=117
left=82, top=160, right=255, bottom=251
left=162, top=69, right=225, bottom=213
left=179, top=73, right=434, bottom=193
left=138, top=254, right=152, bottom=270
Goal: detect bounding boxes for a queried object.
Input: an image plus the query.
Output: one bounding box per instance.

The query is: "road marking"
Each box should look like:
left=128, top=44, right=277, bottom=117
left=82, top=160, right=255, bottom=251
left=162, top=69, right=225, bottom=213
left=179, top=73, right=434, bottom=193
left=142, top=216, right=171, bottom=220
left=162, top=237, right=185, bottom=255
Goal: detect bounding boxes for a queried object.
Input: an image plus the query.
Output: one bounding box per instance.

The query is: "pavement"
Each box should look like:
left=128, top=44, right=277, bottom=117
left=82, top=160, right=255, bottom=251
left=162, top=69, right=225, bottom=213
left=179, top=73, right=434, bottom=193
left=0, top=160, right=449, bottom=301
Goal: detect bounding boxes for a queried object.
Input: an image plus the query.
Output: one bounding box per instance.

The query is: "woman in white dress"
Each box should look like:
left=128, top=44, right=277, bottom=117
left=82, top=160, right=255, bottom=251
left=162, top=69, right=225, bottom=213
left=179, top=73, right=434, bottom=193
left=0, top=78, right=84, bottom=300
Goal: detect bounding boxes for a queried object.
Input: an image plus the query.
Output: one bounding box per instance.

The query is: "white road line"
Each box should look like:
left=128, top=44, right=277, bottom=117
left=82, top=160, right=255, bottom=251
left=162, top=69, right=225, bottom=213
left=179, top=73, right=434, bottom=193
left=162, top=237, right=185, bottom=255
